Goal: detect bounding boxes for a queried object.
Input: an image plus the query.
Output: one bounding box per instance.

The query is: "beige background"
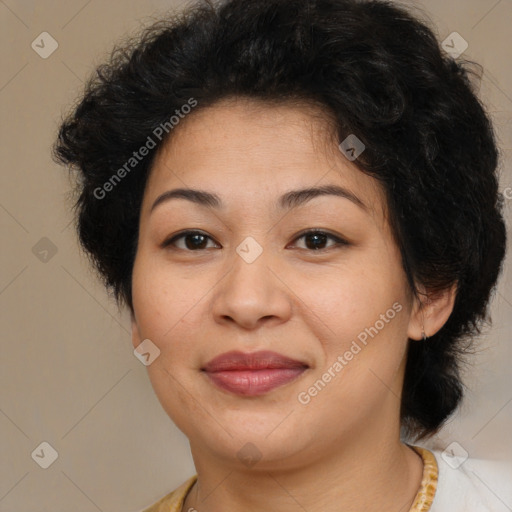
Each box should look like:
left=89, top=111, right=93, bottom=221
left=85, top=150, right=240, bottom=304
left=0, top=0, right=511, bottom=510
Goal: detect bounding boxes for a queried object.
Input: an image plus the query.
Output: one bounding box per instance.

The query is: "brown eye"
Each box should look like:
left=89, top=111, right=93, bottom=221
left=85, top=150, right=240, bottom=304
left=162, top=230, right=219, bottom=250
left=291, top=230, right=349, bottom=251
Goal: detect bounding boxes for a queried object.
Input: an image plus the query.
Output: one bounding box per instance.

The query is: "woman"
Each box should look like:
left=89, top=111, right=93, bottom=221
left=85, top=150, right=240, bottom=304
left=52, top=0, right=509, bottom=510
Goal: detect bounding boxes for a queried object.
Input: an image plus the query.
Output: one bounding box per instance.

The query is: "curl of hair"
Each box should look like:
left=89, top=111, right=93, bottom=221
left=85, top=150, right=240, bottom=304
left=53, top=0, right=507, bottom=439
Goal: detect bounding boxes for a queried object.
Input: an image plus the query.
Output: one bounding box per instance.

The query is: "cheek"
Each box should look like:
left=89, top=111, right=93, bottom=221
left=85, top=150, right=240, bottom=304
left=132, top=253, right=206, bottom=341
left=132, top=256, right=208, bottom=427
left=292, top=254, right=413, bottom=407
left=294, top=268, right=410, bottom=425
left=297, top=261, right=407, bottom=342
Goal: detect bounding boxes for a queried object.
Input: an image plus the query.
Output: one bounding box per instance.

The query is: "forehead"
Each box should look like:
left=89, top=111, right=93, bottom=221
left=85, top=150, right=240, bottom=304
left=144, top=97, right=386, bottom=220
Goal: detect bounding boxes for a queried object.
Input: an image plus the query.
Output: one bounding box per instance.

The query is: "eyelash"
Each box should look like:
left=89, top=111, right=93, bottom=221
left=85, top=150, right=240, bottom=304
left=161, top=229, right=349, bottom=252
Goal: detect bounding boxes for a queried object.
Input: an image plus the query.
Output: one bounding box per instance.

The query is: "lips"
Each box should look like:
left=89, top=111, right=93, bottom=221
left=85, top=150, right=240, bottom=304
left=202, top=350, right=308, bottom=396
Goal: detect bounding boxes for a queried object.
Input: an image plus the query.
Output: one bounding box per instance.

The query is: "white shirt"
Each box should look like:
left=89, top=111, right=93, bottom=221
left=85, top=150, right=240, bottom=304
left=430, top=450, right=512, bottom=511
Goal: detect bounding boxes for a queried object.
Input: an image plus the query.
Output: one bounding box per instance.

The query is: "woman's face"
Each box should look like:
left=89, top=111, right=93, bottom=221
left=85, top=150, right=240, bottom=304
left=131, top=98, right=422, bottom=470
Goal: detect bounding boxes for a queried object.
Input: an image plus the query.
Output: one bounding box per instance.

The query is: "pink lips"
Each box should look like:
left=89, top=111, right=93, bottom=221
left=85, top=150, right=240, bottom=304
left=202, top=350, right=308, bottom=396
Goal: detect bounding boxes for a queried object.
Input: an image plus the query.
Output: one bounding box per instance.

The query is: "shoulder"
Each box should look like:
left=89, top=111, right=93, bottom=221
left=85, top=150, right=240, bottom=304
left=428, top=449, right=512, bottom=512
left=140, top=475, right=197, bottom=512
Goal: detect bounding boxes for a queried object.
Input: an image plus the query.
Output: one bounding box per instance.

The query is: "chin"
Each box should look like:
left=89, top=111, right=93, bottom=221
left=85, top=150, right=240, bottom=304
left=206, top=435, right=315, bottom=472
left=188, top=413, right=318, bottom=467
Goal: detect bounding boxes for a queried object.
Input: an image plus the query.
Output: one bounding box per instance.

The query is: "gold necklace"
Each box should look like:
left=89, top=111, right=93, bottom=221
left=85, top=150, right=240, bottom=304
left=408, top=446, right=439, bottom=512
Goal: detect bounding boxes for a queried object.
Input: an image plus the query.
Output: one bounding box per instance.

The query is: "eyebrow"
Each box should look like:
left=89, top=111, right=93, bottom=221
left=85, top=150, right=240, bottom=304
left=150, top=184, right=368, bottom=213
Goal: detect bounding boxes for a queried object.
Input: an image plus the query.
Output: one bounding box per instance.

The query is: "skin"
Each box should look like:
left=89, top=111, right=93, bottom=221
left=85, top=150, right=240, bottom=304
left=131, top=97, right=456, bottom=512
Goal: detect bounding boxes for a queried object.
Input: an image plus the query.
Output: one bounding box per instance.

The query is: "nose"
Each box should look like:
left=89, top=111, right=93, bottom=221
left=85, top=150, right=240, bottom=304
left=210, top=245, right=293, bottom=331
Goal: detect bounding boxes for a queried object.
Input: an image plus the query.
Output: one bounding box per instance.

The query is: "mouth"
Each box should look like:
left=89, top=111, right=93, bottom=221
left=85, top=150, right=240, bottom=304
left=201, top=350, right=309, bottom=396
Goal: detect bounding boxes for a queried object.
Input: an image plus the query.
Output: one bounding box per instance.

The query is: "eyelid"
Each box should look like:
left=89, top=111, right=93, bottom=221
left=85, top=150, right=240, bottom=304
left=161, top=228, right=350, bottom=251
left=161, top=229, right=219, bottom=249
left=288, top=228, right=350, bottom=250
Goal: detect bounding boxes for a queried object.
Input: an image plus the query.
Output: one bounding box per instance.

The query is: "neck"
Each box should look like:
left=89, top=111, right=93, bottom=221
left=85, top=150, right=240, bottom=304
left=183, top=423, right=424, bottom=512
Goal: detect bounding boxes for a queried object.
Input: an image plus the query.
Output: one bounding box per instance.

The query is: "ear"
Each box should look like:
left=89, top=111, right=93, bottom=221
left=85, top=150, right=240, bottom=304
left=131, top=310, right=143, bottom=350
left=407, top=283, right=457, bottom=340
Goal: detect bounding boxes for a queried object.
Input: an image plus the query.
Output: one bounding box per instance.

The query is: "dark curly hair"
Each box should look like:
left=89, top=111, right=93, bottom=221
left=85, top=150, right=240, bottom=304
left=52, top=0, right=507, bottom=440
